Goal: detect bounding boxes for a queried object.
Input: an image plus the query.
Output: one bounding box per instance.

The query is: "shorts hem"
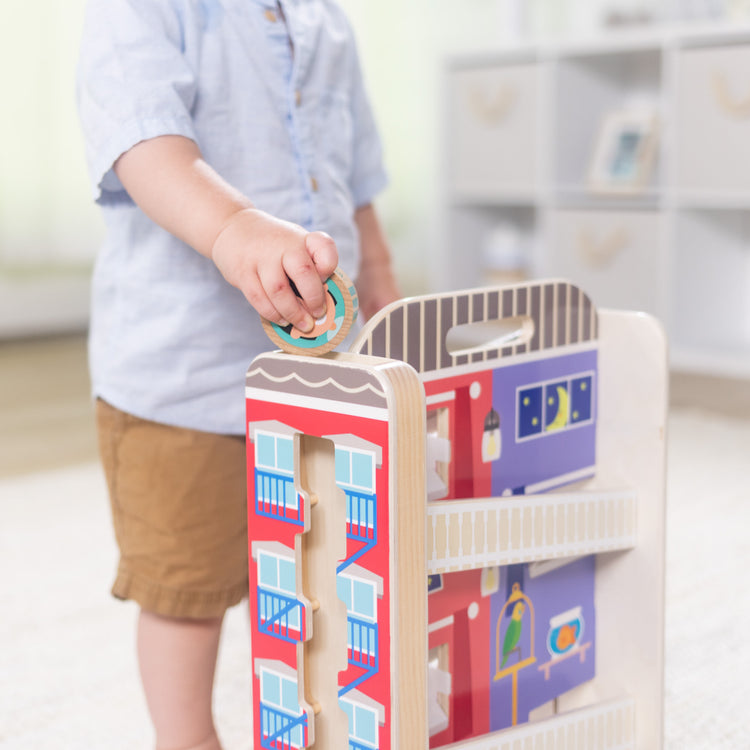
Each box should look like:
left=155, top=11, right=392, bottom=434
left=112, top=569, right=248, bottom=619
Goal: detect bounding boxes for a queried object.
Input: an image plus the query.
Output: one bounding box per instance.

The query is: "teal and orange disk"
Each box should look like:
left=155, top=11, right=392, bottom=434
left=262, top=267, right=359, bottom=356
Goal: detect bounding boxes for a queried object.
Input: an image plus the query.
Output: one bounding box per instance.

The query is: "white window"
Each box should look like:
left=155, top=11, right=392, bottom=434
left=337, top=574, right=377, bottom=622
left=428, top=644, right=452, bottom=736
left=255, top=431, right=298, bottom=510
left=258, top=552, right=299, bottom=630
left=260, top=669, right=304, bottom=747
left=258, top=553, right=296, bottom=594
left=426, top=407, right=451, bottom=501
left=335, top=447, right=375, bottom=492
left=256, top=432, right=294, bottom=472
left=340, top=698, right=378, bottom=748
left=516, top=371, right=595, bottom=441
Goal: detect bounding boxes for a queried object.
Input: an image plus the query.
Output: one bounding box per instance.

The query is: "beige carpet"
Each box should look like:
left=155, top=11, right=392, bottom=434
left=663, top=409, right=749, bottom=749
left=0, top=407, right=748, bottom=749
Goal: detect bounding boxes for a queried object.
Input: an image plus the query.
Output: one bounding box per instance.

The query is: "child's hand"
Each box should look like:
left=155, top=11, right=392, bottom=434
left=211, top=208, right=338, bottom=334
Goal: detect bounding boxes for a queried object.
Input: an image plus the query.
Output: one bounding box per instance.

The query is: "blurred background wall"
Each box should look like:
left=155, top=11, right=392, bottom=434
left=2, top=0, right=748, bottom=335
left=1, top=0, right=102, bottom=336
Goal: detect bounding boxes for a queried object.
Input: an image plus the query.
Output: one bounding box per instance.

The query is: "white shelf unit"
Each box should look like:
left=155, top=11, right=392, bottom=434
left=441, top=24, right=750, bottom=377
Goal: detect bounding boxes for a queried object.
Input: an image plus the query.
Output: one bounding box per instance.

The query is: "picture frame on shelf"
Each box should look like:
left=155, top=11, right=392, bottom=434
left=587, top=109, right=658, bottom=195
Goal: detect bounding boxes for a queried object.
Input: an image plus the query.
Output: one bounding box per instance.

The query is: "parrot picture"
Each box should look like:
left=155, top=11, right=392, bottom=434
left=500, top=601, right=526, bottom=669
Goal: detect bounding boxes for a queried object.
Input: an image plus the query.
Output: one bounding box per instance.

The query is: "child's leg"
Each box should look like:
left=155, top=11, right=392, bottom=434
left=95, top=401, right=248, bottom=748
left=137, top=610, right=224, bottom=750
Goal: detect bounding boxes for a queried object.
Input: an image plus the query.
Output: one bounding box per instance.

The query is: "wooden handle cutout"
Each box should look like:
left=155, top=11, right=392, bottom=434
left=445, top=316, right=534, bottom=357
left=296, top=434, right=349, bottom=748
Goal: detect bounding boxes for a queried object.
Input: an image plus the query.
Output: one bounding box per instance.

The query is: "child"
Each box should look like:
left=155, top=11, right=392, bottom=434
left=76, top=1, right=399, bottom=748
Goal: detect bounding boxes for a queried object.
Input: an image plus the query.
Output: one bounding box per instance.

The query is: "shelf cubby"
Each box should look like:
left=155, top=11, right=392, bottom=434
left=443, top=25, right=750, bottom=378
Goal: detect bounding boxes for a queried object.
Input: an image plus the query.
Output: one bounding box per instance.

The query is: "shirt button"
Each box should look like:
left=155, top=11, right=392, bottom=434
left=310, top=176, right=319, bottom=192
left=264, top=8, right=277, bottom=22
left=295, top=90, right=302, bottom=107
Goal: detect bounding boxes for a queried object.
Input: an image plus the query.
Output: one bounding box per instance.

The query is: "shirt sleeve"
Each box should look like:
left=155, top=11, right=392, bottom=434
left=346, top=31, right=388, bottom=208
left=76, top=0, right=198, bottom=203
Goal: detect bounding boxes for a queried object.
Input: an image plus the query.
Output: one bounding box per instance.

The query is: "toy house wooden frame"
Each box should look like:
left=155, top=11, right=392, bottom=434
left=245, top=279, right=667, bottom=750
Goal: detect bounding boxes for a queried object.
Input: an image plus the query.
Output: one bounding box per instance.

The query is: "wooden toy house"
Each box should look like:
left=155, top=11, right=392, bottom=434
left=245, top=280, right=667, bottom=750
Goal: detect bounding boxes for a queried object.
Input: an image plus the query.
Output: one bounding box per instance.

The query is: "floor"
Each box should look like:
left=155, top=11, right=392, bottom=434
left=0, top=335, right=97, bottom=478
left=1, top=334, right=749, bottom=749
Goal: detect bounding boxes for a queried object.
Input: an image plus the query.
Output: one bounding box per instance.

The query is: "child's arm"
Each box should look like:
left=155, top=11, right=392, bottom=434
left=354, top=203, right=401, bottom=321
left=114, top=134, right=337, bottom=333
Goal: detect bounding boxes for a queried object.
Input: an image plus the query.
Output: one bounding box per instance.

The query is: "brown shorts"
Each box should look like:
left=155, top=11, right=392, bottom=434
left=96, top=399, right=248, bottom=619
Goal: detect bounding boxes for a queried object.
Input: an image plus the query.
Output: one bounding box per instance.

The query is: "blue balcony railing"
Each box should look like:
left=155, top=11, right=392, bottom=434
left=256, top=469, right=303, bottom=526
left=345, top=488, right=376, bottom=542
left=260, top=703, right=307, bottom=750
left=258, top=588, right=304, bottom=643
left=338, top=488, right=377, bottom=573
left=340, top=616, right=379, bottom=698
left=348, top=617, right=378, bottom=671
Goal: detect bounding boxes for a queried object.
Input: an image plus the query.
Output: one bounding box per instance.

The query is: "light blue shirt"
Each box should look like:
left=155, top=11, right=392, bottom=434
left=77, top=0, right=387, bottom=434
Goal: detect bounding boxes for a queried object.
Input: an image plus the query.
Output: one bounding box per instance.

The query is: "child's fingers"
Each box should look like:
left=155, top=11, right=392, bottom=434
left=257, top=265, right=315, bottom=333
left=305, top=231, right=338, bottom=280
left=241, top=273, right=290, bottom=329
left=282, top=251, right=329, bottom=321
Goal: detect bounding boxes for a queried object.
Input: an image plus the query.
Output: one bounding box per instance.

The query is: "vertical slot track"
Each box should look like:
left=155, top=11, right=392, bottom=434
left=296, top=434, right=349, bottom=747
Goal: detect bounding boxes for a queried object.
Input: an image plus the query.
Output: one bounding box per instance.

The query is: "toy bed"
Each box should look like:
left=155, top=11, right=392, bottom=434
left=244, top=279, right=667, bottom=750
